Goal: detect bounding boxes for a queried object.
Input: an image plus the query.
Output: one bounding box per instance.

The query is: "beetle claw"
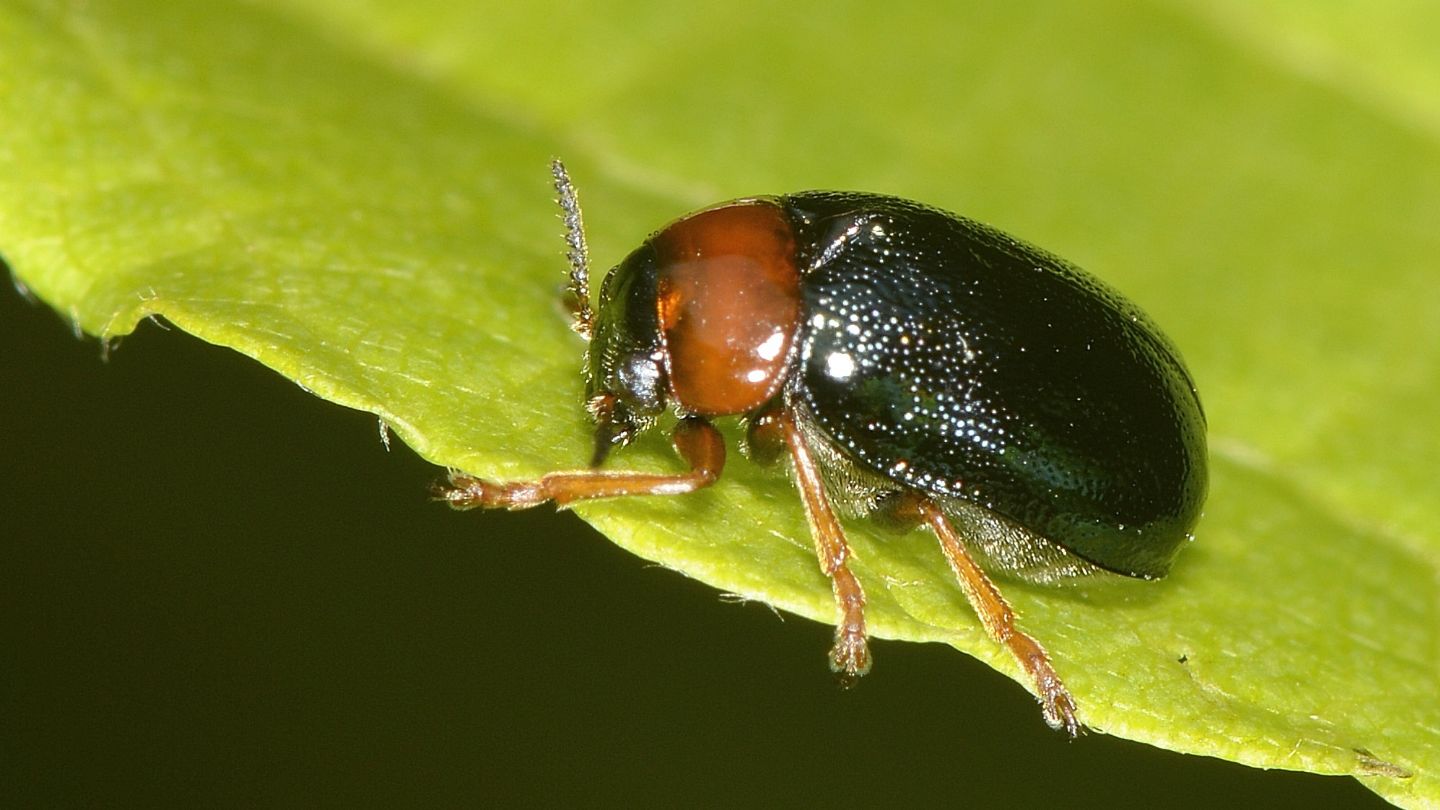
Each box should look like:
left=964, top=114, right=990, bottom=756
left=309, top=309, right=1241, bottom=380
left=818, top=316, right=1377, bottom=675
left=1042, top=687, right=1083, bottom=738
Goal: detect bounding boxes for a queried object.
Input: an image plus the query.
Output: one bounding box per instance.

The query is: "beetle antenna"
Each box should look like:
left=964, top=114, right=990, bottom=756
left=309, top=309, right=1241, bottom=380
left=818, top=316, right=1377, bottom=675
left=552, top=157, right=594, bottom=339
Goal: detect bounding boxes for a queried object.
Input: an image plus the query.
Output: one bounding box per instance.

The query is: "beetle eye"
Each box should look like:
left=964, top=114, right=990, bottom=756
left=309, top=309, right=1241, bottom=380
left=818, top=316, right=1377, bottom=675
left=616, top=350, right=665, bottom=414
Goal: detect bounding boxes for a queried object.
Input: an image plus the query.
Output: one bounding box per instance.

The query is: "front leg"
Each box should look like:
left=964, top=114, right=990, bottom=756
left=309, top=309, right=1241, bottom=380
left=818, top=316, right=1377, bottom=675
left=435, top=416, right=725, bottom=510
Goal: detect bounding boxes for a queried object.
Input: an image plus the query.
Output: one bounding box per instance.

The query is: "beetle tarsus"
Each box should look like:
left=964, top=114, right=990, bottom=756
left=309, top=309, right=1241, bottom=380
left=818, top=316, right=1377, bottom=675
left=828, top=563, right=871, bottom=682
left=1040, top=674, right=1082, bottom=737
left=434, top=471, right=545, bottom=511
left=1011, top=634, right=1081, bottom=735
left=829, top=622, right=872, bottom=685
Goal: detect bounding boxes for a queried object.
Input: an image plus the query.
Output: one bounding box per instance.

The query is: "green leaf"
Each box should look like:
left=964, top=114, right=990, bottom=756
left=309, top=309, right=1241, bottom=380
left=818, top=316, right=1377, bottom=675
left=3, top=1, right=1436, bottom=805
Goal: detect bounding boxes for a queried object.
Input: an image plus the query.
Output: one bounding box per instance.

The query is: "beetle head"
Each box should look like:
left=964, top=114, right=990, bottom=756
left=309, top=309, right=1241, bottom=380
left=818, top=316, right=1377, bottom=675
left=584, top=243, right=668, bottom=466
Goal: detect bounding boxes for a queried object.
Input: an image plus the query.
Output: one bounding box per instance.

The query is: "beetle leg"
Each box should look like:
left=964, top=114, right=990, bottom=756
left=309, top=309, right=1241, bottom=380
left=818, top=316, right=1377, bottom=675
left=870, top=490, right=928, bottom=534
left=916, top=499, right=1081, bottom=736
left=775, top=408, right=871, bottom=683
left=743, top=400, right=786, bottom=466
left=434, top=416, right=724, bottom=510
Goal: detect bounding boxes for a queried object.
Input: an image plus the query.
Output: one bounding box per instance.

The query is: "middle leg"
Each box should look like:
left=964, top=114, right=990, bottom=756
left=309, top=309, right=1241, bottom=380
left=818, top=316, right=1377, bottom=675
left=765, top=407, right=871, bottom=683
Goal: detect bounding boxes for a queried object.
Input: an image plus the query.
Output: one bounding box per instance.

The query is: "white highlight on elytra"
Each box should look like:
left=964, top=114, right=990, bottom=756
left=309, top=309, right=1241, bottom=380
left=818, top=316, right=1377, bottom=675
left=825, top=351, right=856, bottom=380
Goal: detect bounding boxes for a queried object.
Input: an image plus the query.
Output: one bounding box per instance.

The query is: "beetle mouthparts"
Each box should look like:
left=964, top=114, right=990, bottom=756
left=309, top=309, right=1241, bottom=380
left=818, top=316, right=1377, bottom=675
left=590, top=424, right=619, bottom=468
left=586, top=392, right=631, bottom=468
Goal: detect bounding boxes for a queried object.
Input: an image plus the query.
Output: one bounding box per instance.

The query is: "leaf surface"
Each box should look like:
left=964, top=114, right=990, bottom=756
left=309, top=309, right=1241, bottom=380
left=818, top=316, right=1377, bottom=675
left=2, top=1, right=1436, bottom=804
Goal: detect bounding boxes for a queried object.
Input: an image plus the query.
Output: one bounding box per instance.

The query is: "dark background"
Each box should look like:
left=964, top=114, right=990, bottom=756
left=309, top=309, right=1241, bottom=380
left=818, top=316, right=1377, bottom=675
left=1, top=275, right=1384, bottom=807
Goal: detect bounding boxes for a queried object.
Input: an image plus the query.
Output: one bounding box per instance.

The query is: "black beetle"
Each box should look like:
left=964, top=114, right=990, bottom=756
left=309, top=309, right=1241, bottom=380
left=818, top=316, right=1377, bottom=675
left=438, top=159, right=1208, bottom=735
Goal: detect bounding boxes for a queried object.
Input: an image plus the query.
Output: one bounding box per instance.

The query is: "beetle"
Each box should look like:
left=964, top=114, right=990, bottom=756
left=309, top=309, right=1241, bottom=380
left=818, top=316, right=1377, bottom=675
left=437, top=159, right=1208, bottom=735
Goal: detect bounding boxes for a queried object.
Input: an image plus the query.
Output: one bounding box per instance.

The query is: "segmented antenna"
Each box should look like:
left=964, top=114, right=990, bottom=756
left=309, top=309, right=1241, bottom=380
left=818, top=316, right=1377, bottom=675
left=552, top=158, right=594, bottom=339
